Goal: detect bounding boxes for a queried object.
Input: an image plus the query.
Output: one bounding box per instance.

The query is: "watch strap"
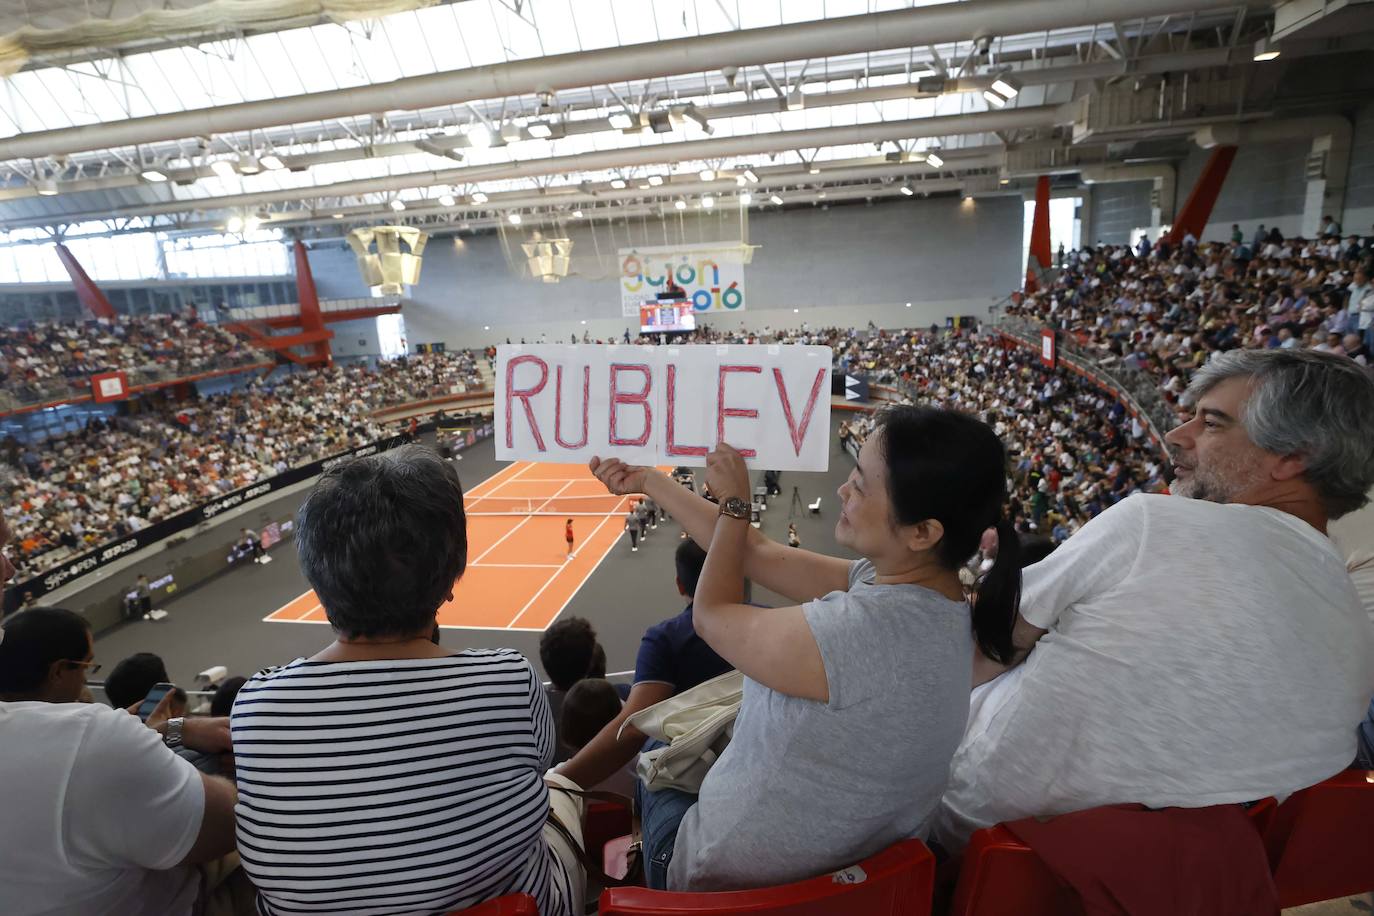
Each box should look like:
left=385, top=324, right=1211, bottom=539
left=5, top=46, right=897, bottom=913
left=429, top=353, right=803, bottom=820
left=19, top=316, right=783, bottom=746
left=164, top=717, right=185, bottom=749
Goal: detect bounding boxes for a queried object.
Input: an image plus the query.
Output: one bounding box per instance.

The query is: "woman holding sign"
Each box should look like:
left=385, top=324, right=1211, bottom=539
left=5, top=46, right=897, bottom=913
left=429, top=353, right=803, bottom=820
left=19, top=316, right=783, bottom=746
left=590, top=405, right=1020, bottom=892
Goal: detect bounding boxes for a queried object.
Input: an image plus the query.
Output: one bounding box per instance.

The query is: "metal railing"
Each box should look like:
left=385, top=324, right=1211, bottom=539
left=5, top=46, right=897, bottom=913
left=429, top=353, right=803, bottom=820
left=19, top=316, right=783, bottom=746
left=995, top=316, right=1175, bottom=450
left=1, top=351, right=271, bottom=413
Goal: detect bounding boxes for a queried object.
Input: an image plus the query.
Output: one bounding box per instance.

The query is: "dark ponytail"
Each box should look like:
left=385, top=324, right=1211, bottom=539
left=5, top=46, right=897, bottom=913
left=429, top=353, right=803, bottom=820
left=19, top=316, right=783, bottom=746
left=876, top=407, right=1021, bottom=664
left=972, top=519, right=1021, bottom=664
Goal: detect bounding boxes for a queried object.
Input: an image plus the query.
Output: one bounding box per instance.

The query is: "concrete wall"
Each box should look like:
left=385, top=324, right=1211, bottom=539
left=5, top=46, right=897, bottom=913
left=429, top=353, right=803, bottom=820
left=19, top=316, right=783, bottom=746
left=1183, top=137, right=1313, bottom=241
left=1347, top=102, right=1374, bottom=238
left=1089, top=180, right=1155, bottom=247
left=308, top=195, right=1022, bottom=349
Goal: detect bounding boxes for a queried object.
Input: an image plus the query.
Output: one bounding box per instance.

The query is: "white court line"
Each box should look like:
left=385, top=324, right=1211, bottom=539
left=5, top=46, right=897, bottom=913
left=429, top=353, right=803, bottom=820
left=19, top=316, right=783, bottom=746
left=471, top=563, right=565, bottom=569
left=468, top=479, right=575, bottom=566
left=506, top=505, right=622, bottom=629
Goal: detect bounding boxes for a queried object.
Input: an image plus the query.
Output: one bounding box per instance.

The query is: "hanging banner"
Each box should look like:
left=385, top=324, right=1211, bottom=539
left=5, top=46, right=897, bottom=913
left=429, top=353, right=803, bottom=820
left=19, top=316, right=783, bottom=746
left=496, top=344, right=832, bottom=471
left=619, top=241, right=747, bottom=317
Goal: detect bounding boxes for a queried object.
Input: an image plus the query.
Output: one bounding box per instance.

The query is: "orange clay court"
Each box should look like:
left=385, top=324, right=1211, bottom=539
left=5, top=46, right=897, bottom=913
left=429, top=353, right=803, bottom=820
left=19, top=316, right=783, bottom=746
left=264, top=459, right=666, bottom=632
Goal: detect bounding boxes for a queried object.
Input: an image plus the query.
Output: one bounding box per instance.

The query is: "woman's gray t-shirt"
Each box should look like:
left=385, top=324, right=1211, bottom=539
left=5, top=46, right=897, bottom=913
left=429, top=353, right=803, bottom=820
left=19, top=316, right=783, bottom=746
left=667, top=559, right=973, bottom=891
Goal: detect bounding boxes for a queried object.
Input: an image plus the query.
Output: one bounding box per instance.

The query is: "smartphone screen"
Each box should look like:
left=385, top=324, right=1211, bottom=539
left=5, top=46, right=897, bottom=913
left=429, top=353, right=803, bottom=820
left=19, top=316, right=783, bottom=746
left=137, top=682, right=175, bottom=721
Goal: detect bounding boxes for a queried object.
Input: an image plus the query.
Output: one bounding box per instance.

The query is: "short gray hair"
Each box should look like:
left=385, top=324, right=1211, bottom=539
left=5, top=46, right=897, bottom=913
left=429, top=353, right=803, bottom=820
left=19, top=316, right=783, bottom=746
left=1184, top=349, right=1374, bottom=518
left=296, top=444, right=467, bottom=637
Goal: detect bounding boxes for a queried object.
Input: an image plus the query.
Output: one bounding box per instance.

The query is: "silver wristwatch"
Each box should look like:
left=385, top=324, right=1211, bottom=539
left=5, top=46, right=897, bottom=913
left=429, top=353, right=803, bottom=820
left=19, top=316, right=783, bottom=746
left=164, top=717, right=185, bottom=749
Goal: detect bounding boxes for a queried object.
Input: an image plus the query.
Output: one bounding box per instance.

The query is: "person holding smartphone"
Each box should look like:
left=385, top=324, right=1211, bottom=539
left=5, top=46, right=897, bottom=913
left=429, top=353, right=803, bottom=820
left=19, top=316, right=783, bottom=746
left=0, top=601, right=241, bottom=916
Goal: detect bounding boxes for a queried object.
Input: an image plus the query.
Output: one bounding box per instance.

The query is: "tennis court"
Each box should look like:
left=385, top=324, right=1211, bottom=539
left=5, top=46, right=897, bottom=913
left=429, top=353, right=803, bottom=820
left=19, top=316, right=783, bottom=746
left=264, top=459, right=648, bottom=631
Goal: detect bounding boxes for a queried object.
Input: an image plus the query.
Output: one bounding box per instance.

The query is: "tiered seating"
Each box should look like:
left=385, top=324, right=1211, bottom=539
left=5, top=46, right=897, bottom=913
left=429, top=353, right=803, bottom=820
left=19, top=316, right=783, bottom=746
left=447, top=894, right=540, bottom=915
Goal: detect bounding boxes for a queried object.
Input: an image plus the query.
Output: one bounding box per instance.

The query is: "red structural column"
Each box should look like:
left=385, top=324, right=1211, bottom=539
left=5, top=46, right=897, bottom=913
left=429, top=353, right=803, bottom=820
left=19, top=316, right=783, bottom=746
left=1025, top=175, right=1052, bottom=293
left=292, top=239, right=333, bottom=366
left=54, top=243, right=117, bottom=319
left=1166, top=145, right=1237, bottom=245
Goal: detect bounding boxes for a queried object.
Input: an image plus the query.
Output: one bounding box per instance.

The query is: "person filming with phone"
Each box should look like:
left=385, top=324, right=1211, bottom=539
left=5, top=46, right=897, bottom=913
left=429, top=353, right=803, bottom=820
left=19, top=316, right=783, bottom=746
left=0, top=572, right=244, bottom=915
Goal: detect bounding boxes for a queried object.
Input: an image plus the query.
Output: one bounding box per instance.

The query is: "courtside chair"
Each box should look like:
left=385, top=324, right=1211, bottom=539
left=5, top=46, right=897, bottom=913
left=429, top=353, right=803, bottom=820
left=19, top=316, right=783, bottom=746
left=1262, top=768, right=1374, bottom=908
left=446, top=892, right=540, bottom=915
left=598, top=838, right=935, bottom=915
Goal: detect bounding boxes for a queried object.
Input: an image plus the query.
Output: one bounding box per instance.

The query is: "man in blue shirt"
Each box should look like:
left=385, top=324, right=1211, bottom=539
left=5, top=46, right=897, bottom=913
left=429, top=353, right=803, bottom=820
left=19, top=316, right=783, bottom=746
left=557, top=540, right=732, bottom=791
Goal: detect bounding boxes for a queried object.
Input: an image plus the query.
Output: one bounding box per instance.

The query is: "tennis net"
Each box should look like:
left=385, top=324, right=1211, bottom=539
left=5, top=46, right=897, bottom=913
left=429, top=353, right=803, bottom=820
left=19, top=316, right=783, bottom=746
left=464, top=493, right=635, bottom=517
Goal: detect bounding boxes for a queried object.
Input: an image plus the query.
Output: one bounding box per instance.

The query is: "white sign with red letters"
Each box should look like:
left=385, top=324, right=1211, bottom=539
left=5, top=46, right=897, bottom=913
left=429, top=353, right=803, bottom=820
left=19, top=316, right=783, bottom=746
left=496, top=344, right=833, bottom=471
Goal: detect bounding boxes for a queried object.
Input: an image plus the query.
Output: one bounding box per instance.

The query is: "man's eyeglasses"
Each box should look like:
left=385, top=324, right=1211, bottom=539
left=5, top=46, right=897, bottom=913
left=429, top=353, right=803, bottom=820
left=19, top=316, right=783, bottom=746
left=66, top=660, right=101, bottom=675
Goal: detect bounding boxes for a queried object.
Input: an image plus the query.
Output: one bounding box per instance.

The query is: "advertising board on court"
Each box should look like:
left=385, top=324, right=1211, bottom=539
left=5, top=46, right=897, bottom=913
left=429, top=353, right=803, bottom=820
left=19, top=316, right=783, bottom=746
left=496, top=344, right=833, bottom=472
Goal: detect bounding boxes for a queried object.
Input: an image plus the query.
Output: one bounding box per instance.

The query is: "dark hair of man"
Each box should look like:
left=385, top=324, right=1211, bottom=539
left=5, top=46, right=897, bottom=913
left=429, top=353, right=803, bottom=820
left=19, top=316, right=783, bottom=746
left=103, top=652, right=170, bottom=709
left=295, top=445, right=467, bottom=639
left=0, top=607, right=91, bottom=697
left=876, top=406, right=1021, bottom=663
left=539, top=616, right=600, bottom=691
left=210, top=676, right=248, bottom=717
left=560, top=678, right=624, bottom=749
left=675, top=538, right=708, bottom=598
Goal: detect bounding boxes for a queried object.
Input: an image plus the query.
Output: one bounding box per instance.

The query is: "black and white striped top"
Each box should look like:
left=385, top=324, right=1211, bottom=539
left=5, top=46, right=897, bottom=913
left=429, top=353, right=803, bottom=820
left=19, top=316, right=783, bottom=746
left=230, top=650, right=573, bottom=916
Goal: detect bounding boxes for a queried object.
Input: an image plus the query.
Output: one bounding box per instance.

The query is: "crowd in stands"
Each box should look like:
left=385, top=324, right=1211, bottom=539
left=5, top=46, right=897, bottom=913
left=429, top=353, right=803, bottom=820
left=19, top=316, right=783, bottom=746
left=1, top=349, right=484, bottom=583
left=5, top=331, right=1372, bottom=915
left=0, top=313, right=267, bottom=409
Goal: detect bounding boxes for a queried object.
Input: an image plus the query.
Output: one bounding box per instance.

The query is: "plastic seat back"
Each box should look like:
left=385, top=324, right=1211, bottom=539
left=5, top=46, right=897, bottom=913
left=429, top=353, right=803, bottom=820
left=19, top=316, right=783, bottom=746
left=946, top=825, right=1080, bottom=916
left=1264, top=768, right=1374, bottom=908
left=598, top=839, right=933, bottom=915
left=444, top=892, right=539, bottom=915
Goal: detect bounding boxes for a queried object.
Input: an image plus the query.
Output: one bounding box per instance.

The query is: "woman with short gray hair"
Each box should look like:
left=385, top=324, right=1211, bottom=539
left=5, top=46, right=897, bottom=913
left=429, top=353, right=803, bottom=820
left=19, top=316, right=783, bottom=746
left=229, top=445, right=584, bottom=916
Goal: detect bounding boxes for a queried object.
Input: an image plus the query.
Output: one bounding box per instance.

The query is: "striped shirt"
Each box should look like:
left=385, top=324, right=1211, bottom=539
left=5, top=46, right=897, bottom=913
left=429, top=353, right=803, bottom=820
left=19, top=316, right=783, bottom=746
left=230, top=650, right=573, bottom=916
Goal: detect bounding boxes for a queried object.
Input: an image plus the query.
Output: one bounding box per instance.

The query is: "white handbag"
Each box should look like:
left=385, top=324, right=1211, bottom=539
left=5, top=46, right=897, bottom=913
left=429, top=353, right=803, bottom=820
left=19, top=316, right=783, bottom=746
left=622, top=669, right=743, bottom=793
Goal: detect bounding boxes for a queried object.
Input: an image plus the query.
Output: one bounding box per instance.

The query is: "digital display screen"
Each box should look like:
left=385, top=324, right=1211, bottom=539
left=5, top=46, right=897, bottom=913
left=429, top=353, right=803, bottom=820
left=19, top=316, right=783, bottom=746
left=640, top=302, right=697, bottom=334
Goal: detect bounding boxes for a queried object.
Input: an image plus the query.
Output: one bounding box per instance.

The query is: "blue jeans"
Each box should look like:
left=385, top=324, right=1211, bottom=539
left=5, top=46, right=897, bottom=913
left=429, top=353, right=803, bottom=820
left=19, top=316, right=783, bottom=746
left=1356, top=698, right=1374, bottom=769
left=635, top=740, right=699, bottom=890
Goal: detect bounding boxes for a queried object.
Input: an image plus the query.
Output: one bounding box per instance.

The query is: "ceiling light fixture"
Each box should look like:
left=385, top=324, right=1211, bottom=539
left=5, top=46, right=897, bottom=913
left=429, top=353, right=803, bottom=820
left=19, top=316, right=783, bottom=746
left=739, top=191, right=752, bottom=206
left=227, top=215, right=244, bottom=232
left=210, top=159, right=237, bottom=180
left=982, top=89, right=1007, bottom=108
left=390, top=199, right=407, bottom=212
left=648, top=175, right=664, bottom=186
left=331, top=213, right=344, bottom=219
left=674, top=199, right=687, bottom=211
left=1253, top=37, right=1281, bottom=61
left=439, top=193, right=457, bottom=207
left=500, top=123, right=523, bottom=143
left=742, top=168, right=759, bottom=183
left=698, top=169, right=716, bottom=182
left=701, top=195, right=714, bottom=209
left=260, top=154, right=286, bottom=170
left=572, top=210, right=584, bottom=218
left=527, top=122, right=553, bottom=138
left=900, top=184, right=914, bottom=196
left=769, top=194, right=784, bottom=205
left=991, top=76, right=1021, bottom=99
left=926, top=152, right=944, bottom=169
left=236, top=155, right=262, bottom=175
left=609, top=112, right=635, bottom=130
left=244, top=215, right=262, bottom=232
left=467, top=124, right=492, bottom=148
left=35, top=177, right=58, bottom=196
left=508, top=212, right=523, bottom=224
left=610, top=178, right=627, bottom=189
left=471, top=191, right=489, bottom=204
left=682, top=102, right=713, bottom=134
left=140, top=169, right=167, bottom=182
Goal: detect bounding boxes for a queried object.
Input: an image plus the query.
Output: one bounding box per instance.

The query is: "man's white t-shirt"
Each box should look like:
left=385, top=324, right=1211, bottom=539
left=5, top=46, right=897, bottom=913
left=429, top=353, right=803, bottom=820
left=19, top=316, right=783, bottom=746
left=0, top=701, right=204, bottom=916
left=937, top=494, right=1374, bottom=849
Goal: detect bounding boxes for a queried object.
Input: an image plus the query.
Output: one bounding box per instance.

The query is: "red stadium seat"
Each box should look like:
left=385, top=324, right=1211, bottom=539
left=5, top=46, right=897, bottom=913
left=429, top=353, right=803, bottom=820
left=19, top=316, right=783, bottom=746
left=947, top=802, right=1278, bottom=916
left=1263, top=768, right=1374, bottom=907
left=598, top=839, right=934, bottom=915
left=444, top=892, right=539, bottom=915
left=585, top=799, right=633, bottom=867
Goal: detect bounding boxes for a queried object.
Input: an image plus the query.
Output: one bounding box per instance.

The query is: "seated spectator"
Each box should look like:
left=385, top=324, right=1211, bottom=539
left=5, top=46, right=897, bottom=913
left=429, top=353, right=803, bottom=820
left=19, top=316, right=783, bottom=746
left=0, top=606, right=239, bottom=916
left=230, top=445, right=584, bottom=916
left=559, top=678, right=636, bottom=796
left=590, top=405, right=1020, bottom=891
left=210, top=676, right=247, bottom=717
left=557, top=540, right=732, bottom=794
left=1329, top=488, right=1374, bottom=768
left=938, top=349, right=1374, bottom=849
left=539, top=616, right=608, bottom=760
left=103, top=650, right=171, bottom=710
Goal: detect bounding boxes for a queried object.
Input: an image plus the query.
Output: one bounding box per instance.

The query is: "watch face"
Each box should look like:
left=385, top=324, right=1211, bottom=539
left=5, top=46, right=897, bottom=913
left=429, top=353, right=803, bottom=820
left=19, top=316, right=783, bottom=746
left=723, top=497, right=750, bottom=517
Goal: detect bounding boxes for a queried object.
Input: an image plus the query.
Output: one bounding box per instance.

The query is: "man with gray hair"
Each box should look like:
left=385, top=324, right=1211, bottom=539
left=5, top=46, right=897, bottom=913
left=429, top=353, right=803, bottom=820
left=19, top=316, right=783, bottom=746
left=937, top=349, right=1374, bottom=849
